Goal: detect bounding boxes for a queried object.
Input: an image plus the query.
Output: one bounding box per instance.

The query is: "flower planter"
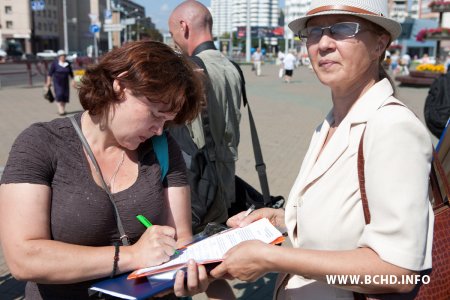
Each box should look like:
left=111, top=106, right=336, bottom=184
left=425, top=34, right=450, bottom=40
left=430, top=5, right=450, bottom=12
left=396, top=75, right=436, bottom=86
left=396, top=71, right=441, bottom=86
left=409, top=70, right=441, bottom=78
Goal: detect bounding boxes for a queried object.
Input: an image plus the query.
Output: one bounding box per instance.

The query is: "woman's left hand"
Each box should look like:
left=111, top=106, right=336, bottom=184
left=210, top=240, right=269, bottom=282
left=173, top=259, right=210, bottom=297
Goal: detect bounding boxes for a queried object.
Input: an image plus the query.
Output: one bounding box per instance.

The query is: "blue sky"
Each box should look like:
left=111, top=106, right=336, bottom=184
left=133, top=0, right=285, bottom=33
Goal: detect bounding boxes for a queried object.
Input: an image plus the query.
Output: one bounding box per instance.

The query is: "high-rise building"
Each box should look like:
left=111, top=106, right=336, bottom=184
left=231, top=0, right=279, bottom=30
left=389, top=0, right=409, bottom=22
left=209, top=0, right=281, bottom=46
left=211, top=0, right=232, bottom=37
left=284, top=0, right=310, bottom=39
left=230, top=0, right=280, bottom=45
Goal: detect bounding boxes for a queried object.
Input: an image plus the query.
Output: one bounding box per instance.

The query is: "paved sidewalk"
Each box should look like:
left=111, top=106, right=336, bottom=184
left=0, top=64, right=432, bottom=299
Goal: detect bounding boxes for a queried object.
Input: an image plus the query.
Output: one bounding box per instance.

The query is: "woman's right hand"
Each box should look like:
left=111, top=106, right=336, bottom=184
left=131, top=225, right=177, bottom=269
left=227, top=207, right=285, bottom=229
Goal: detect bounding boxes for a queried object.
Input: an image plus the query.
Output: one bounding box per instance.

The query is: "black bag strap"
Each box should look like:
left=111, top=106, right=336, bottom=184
left=190, top=55, right=216, bottom=162
left=229, top=60, right=271, bottom=206
left=192, top=53, right=271, bottom=206
left=69, top=115, right=130, bottom=246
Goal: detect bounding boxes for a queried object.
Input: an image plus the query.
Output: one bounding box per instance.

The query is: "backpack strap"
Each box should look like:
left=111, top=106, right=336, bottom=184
left=151, top=132, right=169, bottom=181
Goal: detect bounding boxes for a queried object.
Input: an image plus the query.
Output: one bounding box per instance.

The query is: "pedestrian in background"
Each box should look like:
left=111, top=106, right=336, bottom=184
left=252, top=47, right=263, bottom=76
left=46, top=50, right=74, bottom=116
left=0, top=41, right=208, bottom=299
left=283, top=50, right=297, bottom=83
left=277, top=50, right=285, bottom=79
left=210, top=1, right=433, bottom=299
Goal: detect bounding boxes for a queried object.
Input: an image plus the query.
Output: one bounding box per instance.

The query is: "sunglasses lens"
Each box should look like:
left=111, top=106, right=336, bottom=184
left=331, top=23, right=359, bottom=38
left=301, top=27, right=323, bottom=41
left=302, top=22, right=360, bottom=44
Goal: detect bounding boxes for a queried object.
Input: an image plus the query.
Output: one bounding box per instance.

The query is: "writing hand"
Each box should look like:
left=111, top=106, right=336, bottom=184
left=227, top=207, right=286, bottom=229
left=132, top=225, right=177, bottom=269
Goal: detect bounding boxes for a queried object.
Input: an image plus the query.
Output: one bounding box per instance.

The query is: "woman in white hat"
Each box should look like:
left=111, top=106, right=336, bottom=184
left=210, top=1, right=434, bottom=299
left=46, top=49, right=75, bottom=116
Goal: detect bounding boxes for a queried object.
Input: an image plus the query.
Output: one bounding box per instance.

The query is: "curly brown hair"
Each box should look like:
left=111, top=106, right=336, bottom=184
left=78, top=41, right=204, bottom=125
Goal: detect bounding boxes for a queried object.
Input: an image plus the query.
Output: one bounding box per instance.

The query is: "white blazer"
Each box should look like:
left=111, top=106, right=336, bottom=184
left=274, top=79, right=434, bottom=300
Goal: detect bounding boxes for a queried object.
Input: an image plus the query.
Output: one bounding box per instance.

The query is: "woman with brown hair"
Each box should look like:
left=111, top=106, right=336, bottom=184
left=0, top=41, right=208, bottom=299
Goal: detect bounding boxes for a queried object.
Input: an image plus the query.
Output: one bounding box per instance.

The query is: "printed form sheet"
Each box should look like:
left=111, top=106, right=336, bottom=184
left=132, top=218, right=282, bottom=278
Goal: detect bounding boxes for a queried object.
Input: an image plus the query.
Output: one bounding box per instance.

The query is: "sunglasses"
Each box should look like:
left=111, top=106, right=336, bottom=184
left=299, top=22, right=363, bottom=44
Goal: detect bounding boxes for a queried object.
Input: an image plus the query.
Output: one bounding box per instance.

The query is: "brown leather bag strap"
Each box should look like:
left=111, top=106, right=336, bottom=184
left=357, top=129, right=370, bottom=224
left=431, top=150, right=450, bottom=208
left=358, top=102, right=450, bottom=225
left=357, top=102, right=404, bottom=224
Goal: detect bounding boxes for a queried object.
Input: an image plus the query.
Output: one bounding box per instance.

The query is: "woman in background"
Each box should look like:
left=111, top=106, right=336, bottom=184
left=46, top=49, right=74, bottom=116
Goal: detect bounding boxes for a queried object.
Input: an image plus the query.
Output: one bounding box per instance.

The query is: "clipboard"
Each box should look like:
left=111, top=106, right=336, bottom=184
left=127, top=218, right=285, bottom=280
left=89, top=272, right=175, bottom=300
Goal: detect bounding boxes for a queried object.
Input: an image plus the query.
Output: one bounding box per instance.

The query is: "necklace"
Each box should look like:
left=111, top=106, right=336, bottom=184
left=108, top=150, right=125, bottom=193
left=81, top=112, right=126, bottom=193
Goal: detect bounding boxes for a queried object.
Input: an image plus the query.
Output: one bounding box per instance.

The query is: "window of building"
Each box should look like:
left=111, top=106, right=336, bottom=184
left=53, top=11, right=56, bottom=19
left=43, top=23, right=47, bottom=31
left=43, top=10, right=46, bottom=17
left=5, top=6, right=12, bottom=14
left=37, top=23, right=42, bottom=30
left=6, top=21, right=13, bottom=29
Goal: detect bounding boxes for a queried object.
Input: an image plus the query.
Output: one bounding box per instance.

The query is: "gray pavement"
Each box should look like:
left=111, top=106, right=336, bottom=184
left=0, top=63, right=433, bottom=299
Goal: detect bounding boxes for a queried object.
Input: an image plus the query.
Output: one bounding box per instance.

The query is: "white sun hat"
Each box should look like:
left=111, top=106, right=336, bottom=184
left=57, top=49, right=67, bottom=56
left=288, top=0, right=402, bottom=40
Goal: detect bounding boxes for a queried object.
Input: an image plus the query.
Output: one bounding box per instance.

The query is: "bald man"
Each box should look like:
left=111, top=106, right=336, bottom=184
left=169, top=1, right=242, bottom=233
left=168, top=2, right=242, bottom=299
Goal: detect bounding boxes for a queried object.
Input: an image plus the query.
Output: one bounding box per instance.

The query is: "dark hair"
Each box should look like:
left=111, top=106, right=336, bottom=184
left=353, top=17, right=397, bottom=95
left=368, top=23, right=398, bottom=95
left=78, top=41, right=204, bottom=125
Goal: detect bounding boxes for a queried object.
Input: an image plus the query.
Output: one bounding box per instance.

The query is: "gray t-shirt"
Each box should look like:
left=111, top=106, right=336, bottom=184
left=1, top=113, right=187, bottom=299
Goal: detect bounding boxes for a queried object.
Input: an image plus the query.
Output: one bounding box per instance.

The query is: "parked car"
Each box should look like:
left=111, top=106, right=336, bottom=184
left=66, top=51, right=81, bottom=62
left=0, top=49, right=6, bottom=62
left=37, top=50, right=57, bottom=60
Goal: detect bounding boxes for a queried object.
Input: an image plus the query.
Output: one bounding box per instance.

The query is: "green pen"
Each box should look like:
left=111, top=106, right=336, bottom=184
left=136, top=214, right=180, bottom=255
left=136, top=214, right=153, bottom=228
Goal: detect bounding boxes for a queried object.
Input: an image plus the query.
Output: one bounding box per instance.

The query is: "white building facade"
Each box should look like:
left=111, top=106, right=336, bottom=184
left=210, top=0, right=233, bottom=37
left=284, top=0, right=310, bottom=39
left=209, top=0, right=280, bottom=46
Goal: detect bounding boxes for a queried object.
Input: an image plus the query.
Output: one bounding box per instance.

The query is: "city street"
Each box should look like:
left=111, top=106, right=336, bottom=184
left=0, top=63, right=433, bottom=299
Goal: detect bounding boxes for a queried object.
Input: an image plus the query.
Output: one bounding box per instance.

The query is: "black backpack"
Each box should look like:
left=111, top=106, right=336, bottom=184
left=424, top=72, right=450, bottom=139
left=170, top=55, right=284, bottom=233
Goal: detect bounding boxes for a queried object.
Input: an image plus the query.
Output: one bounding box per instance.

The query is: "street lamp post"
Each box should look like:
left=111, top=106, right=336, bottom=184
left=106, top=0, right=112, bottom=50
left=63, top=0, right=68, bottom=53
left=246, top=0, right=251, bottom=62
